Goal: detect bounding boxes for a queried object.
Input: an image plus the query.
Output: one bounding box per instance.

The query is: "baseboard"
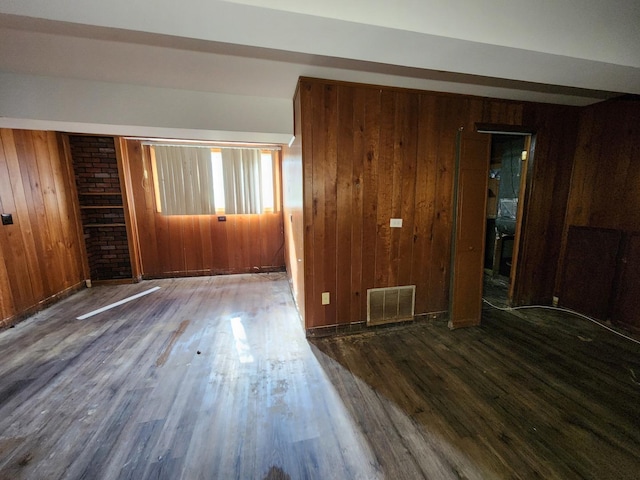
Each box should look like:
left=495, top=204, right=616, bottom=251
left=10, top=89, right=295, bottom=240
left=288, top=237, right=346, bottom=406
left=305, top=311, right=448, bottom=338
left=142, top=266, right=285, bottom=280
left=1, top=280, right=86, bottom=329
left=91, top=278, right=138, bottom=286
left=448, top=318, right=482, bottom=329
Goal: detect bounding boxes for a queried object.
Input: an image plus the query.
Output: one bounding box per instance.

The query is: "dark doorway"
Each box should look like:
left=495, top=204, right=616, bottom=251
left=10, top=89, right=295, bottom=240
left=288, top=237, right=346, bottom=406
left=483, top=134, right=529, bottom=306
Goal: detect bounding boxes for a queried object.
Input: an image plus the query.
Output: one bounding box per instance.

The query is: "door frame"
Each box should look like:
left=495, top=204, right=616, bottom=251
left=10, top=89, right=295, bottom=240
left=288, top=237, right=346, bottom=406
left=476, top=123, right=536, bottom=306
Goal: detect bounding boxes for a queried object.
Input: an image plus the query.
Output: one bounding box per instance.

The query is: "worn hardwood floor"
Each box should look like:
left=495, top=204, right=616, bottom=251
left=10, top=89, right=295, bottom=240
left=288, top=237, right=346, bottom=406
left=1, top=273, right=639, bottom=479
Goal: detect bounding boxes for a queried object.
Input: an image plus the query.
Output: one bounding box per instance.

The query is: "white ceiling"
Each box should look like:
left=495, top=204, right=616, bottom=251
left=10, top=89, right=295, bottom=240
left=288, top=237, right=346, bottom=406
left=0, top=0, right=638, bottom=143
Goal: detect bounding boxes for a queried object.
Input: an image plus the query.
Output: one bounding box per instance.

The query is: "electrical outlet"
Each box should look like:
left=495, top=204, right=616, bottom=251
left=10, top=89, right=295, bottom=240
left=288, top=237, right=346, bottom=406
left=390, top=218, right=403, bottom=228
left=1, top=213, right=13, bottom=225
left=321, top=292, right=330, bottom=305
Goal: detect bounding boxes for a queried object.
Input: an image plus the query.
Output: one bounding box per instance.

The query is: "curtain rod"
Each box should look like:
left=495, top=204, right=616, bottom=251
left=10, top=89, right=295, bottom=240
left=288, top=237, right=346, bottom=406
left=136, top=139, right=281, bottom=150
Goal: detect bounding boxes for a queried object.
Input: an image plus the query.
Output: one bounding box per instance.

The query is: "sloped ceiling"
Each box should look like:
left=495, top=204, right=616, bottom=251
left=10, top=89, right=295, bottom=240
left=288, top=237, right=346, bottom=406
left=0, top=0, right=638, bottom=142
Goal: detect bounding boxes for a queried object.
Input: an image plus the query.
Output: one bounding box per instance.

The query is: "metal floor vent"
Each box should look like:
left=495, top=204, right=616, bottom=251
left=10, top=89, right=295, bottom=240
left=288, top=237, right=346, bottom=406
left=367, top=285, right=416, bottom=326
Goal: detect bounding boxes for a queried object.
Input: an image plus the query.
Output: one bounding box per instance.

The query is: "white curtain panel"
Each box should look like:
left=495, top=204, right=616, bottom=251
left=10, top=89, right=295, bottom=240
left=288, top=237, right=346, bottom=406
left=221, top=148, right=263, bottom=214
left=154, top=146, right=215, bottom=215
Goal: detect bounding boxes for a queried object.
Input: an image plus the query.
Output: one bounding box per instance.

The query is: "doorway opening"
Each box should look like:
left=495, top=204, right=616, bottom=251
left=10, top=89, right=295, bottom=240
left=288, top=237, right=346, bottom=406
left=483, top=133, right=531, bottom=307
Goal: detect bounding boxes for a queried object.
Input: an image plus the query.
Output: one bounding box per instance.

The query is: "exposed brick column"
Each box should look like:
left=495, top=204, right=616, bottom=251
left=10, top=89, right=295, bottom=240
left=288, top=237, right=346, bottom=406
left=69, top=135, right=133, bottom=281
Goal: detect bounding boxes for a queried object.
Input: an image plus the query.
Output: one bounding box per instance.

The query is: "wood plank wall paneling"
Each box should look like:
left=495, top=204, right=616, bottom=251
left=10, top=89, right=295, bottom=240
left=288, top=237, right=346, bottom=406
left=512, top=103, right=580, bottom=305
left=116, top=138, right=143, bottom=280
left=559, top=226, right=622, bottom=320
left=124, top=140, right=285, bottom=277
left=359, top=87, right=381, bottom=321
left=296, top=78, right=580, bottom=330
left=613, top=233, right=640, bottom=333
left=559, top=97, right=640, bottom=330
left=0, top=129, right=85, bottom=327
left=282, top=88, right=305, bottom=321
left=564, top=98, right=640, bottom=232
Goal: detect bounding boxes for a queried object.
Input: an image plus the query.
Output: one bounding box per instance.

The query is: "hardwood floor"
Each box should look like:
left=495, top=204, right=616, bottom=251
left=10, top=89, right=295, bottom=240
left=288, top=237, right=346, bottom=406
left=1, top=273, right=639, bottom=479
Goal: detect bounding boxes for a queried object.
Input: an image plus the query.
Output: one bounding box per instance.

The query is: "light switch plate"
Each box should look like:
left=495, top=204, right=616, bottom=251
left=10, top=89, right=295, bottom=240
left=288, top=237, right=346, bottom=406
left=390, top=218, right=403, bottom=228
left=321, top=292, right=330, bottom=305
left=1, top=213, right=13, bottom=225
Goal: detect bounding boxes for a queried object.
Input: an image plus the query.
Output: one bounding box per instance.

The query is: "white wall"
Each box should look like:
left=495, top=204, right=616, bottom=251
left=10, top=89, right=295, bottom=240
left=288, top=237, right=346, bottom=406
left=1, top=0, right=638, bottom=140
left=1, top=0, right=638, bottom=91
left=3, top=0, right=638, bottom=67
left=0, top=73, right=293, bottom=143
left=226, top=0, right=640, bottom=67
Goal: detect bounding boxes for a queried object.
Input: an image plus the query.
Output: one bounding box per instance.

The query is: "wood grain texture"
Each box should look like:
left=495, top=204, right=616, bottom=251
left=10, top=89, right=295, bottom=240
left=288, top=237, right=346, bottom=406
left=449, top=131, right=491, bottom=328
left=360, top=87, right=382, bottom=322
left=296, top=78, right=579, bottom=329
left=123, top=140, right=285, bottom=278
left=564, top=98, right=640, bottom=231
left=0, top=129, right=85, bottom=327
left=311, top=303, right=640, bottom=480
left=2, top=274, right=638, bottom=479
left=0, top=274, right=381, bottom=480
left=116, top=137, right=143, bottom=280
left=558, top=97, right=640, bottom=329
left=336, top=85, right=355, bottom=324
left=513, top=103, right=580, bottom=306
left=613, top=233, right=640, bottom=332
left=559, top=226, right=622, bottom=320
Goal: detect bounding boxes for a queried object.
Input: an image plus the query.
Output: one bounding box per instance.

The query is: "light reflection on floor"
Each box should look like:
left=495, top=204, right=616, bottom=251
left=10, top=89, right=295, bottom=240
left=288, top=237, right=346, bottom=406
left=230, top=316, right=255, bottom=363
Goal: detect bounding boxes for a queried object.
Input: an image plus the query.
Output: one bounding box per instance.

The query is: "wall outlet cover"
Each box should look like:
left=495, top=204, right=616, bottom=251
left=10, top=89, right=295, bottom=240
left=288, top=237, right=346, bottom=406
left=1, top=213, right=13, bottom=225
left=321, top=292, right=330, bottom=305
left=390, top=218, right=403, bottom=228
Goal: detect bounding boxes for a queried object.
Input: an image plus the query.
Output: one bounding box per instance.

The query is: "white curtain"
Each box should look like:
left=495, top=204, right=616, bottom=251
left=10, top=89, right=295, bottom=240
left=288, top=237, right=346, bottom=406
left=153, top=146, right=215, bottom=215
left=221, top=148, right=263, bottom=214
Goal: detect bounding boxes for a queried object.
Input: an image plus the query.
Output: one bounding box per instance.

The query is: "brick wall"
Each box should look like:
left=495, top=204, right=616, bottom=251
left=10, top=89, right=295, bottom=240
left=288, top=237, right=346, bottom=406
left=69, top=136, right=133, bottom=281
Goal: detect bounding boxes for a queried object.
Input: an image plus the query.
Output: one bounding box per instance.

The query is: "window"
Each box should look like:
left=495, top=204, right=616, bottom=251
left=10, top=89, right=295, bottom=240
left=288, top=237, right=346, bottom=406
left=150, top=145, right=279, bottom=215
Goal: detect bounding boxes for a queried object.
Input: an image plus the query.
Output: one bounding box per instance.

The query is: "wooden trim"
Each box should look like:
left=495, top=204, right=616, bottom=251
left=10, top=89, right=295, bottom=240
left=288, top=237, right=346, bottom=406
left=0, top=280, right=85, bottom=329
left=90, top=278, right=137, bottom=286
left=305, top=310, right=448, bottom=337
left=78, top=192, right=123, bottom=196
left=83, top=223, right=127, bottom=228
left=448, top=317, right=482, bottom=329
left=141, top=266, right=285, bottom=280
left=448, top=128, right=463, bottom=321
left=475, top=123, right=537, bottom=135
left=299, top=77, right=542, bottom=107
left=508, top=135, right=532, bottom=302
left=57, top=133, right=90, bottom=282
left=116, top=137, right=143, bottom=281
left=79, top=205, right=124, bottom=209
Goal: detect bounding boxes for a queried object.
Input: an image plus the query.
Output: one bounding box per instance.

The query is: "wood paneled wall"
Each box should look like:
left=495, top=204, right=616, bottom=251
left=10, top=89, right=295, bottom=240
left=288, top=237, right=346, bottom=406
left=282, top=88, right=305, bottom=322
left=560, top=97, right=640, bottom=330
left=564, top=98, right=640, bottom=232
left=514, top=103, right=580, bottom=305
left=123, top=140, right=285, bottom=277
left=613, top=233, right=640, bottom=332
left=0, top=129, right=86, bottom=327
left=294, top=78, right=580, bottom=330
